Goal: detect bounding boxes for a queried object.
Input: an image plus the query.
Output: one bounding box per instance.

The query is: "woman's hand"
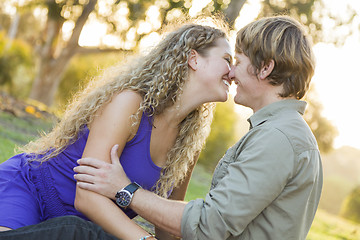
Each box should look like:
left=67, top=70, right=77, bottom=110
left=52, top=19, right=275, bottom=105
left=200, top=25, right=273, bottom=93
left=74, top=145, right=131, bottom=200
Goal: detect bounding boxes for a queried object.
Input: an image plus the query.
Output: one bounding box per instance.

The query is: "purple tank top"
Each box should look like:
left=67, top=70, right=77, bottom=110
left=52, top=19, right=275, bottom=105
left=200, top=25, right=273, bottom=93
left=11, top=113, right=161, bottom=221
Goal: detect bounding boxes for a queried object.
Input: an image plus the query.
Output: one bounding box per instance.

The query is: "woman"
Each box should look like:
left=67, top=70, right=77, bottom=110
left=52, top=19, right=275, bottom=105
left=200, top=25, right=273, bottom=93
left=0, top=19, right=232, bottom=239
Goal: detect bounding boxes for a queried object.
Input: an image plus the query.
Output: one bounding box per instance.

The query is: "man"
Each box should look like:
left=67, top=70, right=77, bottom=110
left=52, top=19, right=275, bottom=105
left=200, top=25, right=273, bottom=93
left=74, top=15, right=323, bottom=240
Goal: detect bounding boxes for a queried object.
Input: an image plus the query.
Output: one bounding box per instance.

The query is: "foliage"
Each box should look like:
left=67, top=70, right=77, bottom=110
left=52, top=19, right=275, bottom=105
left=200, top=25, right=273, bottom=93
left=0, top=0, right=340, bottom=152
left=0, top=111, right=54, bottom=162
left=198, top=100, right=238, bottom=170
left=258, top=0, right=357, bottom=45
left=340, top=186, right=360, bottom=224
left=303, top=87, right=338, bottom=153
left=308, top=209, right=360, bottom=240
left=2, top=104, right=360, bottom=239
left=0, top=0, right=245, bottom=106
left=259, top=0, right=323, bottom=43
left=0, top=31, right=35, bottom=96
left=56, top=52, right=124, bottom=108
left=185, top=164, right=212, bottom=201
left=319, top=146, right=360, bottom=215
left=319, top=176, right=353, bottom=215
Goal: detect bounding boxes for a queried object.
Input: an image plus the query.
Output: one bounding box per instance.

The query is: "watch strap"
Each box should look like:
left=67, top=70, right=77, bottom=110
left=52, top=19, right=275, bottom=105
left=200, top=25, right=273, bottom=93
left=123, top=182, right=141, bottom=194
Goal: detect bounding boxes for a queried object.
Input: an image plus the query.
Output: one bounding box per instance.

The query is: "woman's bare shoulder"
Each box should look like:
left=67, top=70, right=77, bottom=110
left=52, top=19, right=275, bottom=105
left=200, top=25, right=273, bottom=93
left=110, top=90, right=143, bottom=111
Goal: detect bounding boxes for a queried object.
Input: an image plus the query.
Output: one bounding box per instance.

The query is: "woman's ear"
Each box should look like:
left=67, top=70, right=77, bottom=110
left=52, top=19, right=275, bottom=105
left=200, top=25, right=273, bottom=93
left=258, top=59, right=275, bottom=80
left=188, top=49, right=198, bottom=71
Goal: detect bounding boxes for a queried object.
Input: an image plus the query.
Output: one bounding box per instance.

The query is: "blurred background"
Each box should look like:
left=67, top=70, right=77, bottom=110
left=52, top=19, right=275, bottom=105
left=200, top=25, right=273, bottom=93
left=0, top=0, right=359, bottom=239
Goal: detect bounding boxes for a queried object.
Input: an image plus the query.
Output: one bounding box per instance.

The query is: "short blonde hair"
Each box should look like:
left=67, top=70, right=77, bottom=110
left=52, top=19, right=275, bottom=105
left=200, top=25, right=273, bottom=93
left=236, top=16, right=315, bottom=99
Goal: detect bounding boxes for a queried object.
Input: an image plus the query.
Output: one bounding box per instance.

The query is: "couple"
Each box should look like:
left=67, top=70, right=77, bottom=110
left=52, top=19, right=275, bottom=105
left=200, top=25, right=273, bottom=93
left=0, top=15, right=322, bottom=240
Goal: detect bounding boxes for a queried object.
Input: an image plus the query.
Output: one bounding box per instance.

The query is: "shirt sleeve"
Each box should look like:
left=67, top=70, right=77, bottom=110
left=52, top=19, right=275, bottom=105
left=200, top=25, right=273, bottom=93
left=181, top=127, right=296, bottom=239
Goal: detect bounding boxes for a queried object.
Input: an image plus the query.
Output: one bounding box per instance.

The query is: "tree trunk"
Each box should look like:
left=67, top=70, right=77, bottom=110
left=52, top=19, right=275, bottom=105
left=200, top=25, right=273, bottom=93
left=29, top=53, right=73, bottom=106
left=5, top=13, right=20, bottom=50
left=224, top=0, right=247, bottom=26
left=29, top=0, right=98, bottom=106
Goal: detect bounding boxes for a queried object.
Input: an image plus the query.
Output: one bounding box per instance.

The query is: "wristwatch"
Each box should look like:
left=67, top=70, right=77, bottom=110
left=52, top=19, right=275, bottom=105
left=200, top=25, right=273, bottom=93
left=115, top=182, right=141, bottom=208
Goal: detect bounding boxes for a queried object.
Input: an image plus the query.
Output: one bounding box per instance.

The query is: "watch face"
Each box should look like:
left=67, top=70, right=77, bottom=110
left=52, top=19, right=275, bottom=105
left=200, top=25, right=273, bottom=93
left=116, top=190, right=131, bottom=207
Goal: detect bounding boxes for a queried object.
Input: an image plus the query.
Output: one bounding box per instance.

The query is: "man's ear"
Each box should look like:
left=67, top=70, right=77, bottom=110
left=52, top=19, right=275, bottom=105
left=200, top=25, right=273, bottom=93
left=258, top=59, right=275, bottom=80
left=188, top=49, right=199, bottom=71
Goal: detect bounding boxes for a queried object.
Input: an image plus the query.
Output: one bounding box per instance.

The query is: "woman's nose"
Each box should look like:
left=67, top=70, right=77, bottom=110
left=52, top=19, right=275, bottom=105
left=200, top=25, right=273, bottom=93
left=228, top=66, right=235, bottom=79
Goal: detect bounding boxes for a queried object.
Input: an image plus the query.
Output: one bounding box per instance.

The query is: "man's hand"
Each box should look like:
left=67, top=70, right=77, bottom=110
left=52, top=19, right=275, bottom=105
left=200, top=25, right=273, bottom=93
left=74, top=144, right=131, bottom=200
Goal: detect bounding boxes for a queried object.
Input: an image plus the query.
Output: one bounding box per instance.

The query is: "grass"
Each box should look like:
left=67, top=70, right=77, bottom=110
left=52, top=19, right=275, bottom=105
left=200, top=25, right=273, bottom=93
left=1, top=110, right=360, bottom=239
left=308, top=210, right=360, bottom=240
left=0, top=111, right=54, bottom=162
left=186, top=164, right=360, bottom=240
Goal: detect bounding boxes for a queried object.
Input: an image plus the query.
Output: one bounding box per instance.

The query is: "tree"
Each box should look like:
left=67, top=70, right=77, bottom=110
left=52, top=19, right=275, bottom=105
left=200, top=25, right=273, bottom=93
left=56, top=51, right=124, bottom=108
left=259, top=0, right=357, bottom=45
left=258, top=0, right=343, bottom=153
left=0, top=32, right=34, bottom=96
left=3, top=0, right=245, bottom=106
left=340, top=186, right=360, bottom=224
left=303, top=87, right=338, bottom=153
left=198, top=100, right=239, bottom=170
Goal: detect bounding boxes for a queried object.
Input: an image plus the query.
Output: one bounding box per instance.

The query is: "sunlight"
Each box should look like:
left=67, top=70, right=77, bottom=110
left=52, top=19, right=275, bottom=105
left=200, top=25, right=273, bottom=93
left=76, top=0, right=359, bottom=149
left=62, top=21, right=75, bottom=42
left=310, top=0, right=360, bottom=149
left=189, top=0, right=212, bottom=17
left=146, top=5, right=161, bottom=30
left=79, top=16, right=107, bottom=47
left=313, top=37, right=360, bottom=149
left=139, top=32, right=161, bottom=53
left=234, top=0, right=262, bottom=30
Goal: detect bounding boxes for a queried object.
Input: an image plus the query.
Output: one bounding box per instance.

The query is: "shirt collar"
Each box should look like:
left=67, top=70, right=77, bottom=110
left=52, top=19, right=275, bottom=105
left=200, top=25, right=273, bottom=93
left=247, top=99, right=307, bottom=129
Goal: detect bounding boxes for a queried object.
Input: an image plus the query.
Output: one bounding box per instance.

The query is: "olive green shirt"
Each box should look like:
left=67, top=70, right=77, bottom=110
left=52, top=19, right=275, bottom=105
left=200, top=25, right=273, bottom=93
left=181, top=99, right=323, bottom=240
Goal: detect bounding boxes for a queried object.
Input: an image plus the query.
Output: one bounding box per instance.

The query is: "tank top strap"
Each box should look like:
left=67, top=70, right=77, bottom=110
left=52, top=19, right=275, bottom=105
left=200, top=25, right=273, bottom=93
left=126, top=112, right=153, bottom=146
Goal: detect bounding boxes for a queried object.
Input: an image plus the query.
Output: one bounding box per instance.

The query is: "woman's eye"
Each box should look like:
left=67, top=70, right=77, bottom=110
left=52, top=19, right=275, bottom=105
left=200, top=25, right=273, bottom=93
left=225, top=58, right=231, bottom=64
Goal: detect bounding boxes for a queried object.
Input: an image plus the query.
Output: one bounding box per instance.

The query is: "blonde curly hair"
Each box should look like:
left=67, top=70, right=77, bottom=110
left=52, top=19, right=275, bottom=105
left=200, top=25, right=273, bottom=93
left=23, top=18, right=228, bottom=197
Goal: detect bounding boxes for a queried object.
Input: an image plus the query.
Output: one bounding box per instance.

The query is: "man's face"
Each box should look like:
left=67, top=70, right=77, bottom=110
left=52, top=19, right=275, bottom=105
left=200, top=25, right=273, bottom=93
left=229, top=52, right=265, bottom=111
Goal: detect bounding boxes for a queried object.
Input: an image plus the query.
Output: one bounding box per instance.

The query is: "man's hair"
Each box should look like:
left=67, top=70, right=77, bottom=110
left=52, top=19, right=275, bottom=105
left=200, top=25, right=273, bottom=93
left=235, top=16, right=315, bottom=99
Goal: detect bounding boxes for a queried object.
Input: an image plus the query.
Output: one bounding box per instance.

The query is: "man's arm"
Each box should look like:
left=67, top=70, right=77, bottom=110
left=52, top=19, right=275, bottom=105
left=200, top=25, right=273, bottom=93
left=75, top=127, right=295, bottom=239
left=75, top=145, right=187, bottom=237
left=131, top=189, right=186, bottom=237
left=154, top=153, right=199, bottom=239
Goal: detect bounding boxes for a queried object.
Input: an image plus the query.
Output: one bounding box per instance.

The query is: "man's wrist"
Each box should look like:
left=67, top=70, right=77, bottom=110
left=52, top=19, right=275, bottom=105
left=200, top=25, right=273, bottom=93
left=115, top=182, right=141, bottom=209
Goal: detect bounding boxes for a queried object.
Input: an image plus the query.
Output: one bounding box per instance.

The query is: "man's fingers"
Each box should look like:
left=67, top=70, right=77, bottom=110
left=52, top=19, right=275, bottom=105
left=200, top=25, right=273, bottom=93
left=76, top=181, right=96, bottom=191
left=74, top=173, right=97, bottom=184
left=77, top=157, right=105, bottom=168
left=73, top=165, right=99, bottom=176
left=110, top=144, right=120, bottom=165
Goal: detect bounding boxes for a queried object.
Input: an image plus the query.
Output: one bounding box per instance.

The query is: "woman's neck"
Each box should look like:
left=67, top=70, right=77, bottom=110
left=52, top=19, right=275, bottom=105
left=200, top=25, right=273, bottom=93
left=157, top=88, right=207, bottom=128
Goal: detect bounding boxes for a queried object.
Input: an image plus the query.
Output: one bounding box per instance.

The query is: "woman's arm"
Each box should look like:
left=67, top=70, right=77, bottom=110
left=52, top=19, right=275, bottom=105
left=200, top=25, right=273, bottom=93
left=74, top=148, right=200, bottom=239
left=74, top=90, right=152, bottom=240
left=75, top=146, right=186, bottom=237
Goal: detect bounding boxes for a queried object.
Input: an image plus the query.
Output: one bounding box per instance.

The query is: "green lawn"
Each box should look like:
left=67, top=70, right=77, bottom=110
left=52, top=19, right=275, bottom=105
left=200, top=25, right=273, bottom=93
left=1, top=110, right=360, bottom=239
left=186, top=164, right=360, bottom=240
left=0, top=111, right=54, bottom=162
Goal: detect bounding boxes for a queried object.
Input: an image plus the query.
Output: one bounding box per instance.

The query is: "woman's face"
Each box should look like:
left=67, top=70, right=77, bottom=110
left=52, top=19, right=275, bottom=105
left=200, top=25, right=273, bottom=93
left=194, top=38, right=232, bottom=103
